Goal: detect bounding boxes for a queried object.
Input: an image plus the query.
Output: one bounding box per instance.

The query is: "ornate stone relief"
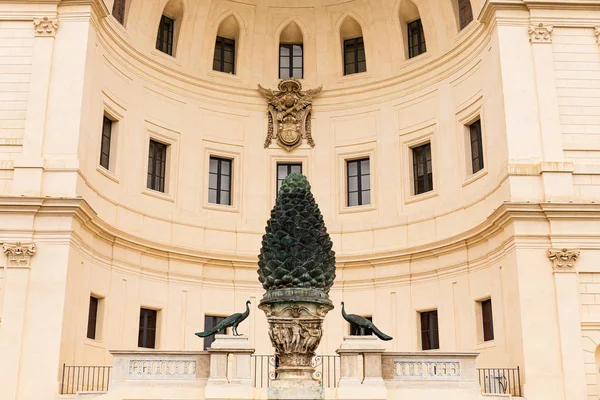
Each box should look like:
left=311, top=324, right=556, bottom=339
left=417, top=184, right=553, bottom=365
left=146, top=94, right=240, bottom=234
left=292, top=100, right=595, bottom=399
left=529, top=23, right=553, bottom=44
left=2, top=242, right=36, bottom=267
left=258, top=79, right=322, bottom=152
left=595, top=26, right=600, bottom=46
left=33, top=17, right=59, bottom=37
left=547, top=248, right=580, bottom=272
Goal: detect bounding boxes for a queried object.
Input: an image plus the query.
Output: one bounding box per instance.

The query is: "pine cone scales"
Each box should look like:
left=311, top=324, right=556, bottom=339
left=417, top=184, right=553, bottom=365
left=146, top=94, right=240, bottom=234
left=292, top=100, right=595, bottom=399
left=258, top=173, right=336, bottom=293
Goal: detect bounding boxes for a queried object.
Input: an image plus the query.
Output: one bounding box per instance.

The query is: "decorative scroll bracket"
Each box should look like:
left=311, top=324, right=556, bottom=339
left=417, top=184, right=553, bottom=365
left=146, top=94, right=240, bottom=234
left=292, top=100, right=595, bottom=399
left=34, top=17, right=59, bottom=37
left=529, top=23, right=553, bottom=44
left=2, top=242, right=36, bottom=267
left=548, top=248, right=580, bottom=272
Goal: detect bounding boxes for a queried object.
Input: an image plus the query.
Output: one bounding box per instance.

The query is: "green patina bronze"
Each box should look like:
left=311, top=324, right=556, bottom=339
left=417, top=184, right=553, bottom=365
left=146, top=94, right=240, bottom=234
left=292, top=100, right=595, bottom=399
left=258, top=172, right=336, bottom=306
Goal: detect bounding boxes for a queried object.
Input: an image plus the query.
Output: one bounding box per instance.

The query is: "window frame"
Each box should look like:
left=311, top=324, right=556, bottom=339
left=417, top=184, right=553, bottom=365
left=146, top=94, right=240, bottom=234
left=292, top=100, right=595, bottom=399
left=481, top=298, right=494, bottom=342
left=407, top=19, right=426, bottom=59
left=156, top=15, right=175, bottom=56
left=99, top=115, right=113, bottom=171
left=343, top=37, right=366, bottom=76
left=112, top=0, right=127, bottom=25
left=412, top=142, right=433, bottom=195
left=147, top=139, right=168, bottom=193
left=346, top=158, right=371, bottom=207
left=87, top=296, right=99, bottom=340
left=279, top=44, right=304, bottom=79
left=469, top=119, right=484, bottom=175
left=276, top=163, right=302, bottom=192
left=203, top=315, right=227, bottom=350
left=419, top=310, right=440, bottom=351
left=213, top=36, right=236, bottom=74
left=138, top=308, right=158, bottom=349
left=458, top=0, right=473, bottom=30
left=208, top=156, right=233, bottom=206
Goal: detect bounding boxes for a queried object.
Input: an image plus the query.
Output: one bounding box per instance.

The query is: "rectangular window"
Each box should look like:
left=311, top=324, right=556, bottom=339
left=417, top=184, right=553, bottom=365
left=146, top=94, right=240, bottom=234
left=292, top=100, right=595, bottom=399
left=213, top=36, right=235, bottom=74
left=279, top=44, right=303, bottom=79
left=147, top=140, right=167, bottom=193
left=481, top=299, right=494, bottom=342
left=469, top=119, right=484, bottom=174
left=138, top=308, right=157, bottom=349
left=156, top=15, right=175, bottom=56
left=100, top=116, right=113, bottom=170
left=407, top=19, right=426, bottom=58
left=112, top=0, right=126, bottom=25
left=459, top=0, right=473, bottom=30
left=204, top=315, right=226, bottom=350
left=87, top=296, right=99, bottom=340
left=412, top=143, right=433, bottom=195
left=209, top=157, right=232, bottom=206
left=347, top=158, right=370, bottom=207
left=350, top=316, right=373, bottom=336
left=420, top=310, right=439, bottom=350
left=277, top=163, right=302, bottom=192
left=343, top=37, right=366, bottom=75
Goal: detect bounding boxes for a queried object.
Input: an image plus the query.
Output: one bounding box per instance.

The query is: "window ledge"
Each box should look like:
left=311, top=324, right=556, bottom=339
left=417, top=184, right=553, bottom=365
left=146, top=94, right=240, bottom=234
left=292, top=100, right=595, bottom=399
left=202, top=202, right=240, bottom=213
left=142, top=188, right=175, bottom=202
left=339, top=71, right=372, bottom=83
left=208, top=70, right=241, bottom=82
left=405, top=52, right=431, bottom=64
left=474, top=340, right=496, bottom=350
left=84, top=338, right=105, bottom=348
left=405, top=190, right=438, bottom=204
left=96, top=165, right=120, bottom=183
left=463, top=168, right=488, bottom=187
left=150, top=49, right=181, bottom=66
left=339, top=203, right=376, bottom=215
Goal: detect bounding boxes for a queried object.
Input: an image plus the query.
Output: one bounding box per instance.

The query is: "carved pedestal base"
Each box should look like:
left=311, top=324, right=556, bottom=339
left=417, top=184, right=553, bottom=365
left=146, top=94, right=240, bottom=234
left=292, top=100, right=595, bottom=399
left=259, top=299, right=333, bottom=391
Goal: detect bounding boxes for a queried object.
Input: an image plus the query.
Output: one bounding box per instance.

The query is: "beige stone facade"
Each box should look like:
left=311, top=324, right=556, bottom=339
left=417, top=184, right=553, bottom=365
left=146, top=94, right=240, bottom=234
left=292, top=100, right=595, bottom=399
left=0, top=0, right=600, bottom=399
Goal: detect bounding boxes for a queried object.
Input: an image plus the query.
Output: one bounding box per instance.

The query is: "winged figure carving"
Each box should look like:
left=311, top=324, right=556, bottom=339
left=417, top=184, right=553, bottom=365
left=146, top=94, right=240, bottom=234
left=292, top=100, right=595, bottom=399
left=257, top=78, right=322, bottom=151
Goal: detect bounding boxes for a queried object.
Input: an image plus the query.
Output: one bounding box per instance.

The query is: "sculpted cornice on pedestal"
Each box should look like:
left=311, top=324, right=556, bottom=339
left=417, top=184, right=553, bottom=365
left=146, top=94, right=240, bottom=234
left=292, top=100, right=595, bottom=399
left=548, top=248, right=580, bottom=272
left=33, top=17, right=58, bottom=37
left=2, top=242, right=36, bottom=267
left=529, top=23, right=553, bottom=44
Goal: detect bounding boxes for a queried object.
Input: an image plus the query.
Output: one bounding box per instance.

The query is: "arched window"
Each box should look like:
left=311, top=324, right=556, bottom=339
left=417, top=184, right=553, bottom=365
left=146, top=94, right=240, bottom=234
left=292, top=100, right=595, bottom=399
left=457, top=0, right=473, bottom=30
left=279, top=22, right=304, bottom=79
left=156, top=0, right=184, bottom=56
left=213, top=16, right=240, bottom=74
left=399, top=0, right=426, bottom=58
left=112, top=0, right=128, bottom=25
left=340, top=17, right=366, bottom=76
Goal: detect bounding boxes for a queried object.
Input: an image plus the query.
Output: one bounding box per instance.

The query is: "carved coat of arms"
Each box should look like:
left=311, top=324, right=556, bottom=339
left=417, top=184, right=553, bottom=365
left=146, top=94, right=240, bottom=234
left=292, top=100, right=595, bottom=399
left=258, top=78, right=322, bottom=151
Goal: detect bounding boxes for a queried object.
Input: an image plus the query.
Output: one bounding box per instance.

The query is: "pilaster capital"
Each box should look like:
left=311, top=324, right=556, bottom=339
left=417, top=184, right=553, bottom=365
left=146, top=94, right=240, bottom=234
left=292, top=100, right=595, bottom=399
left=529, top=23, right=553, bottom=44
left=548, top=248, right=580, bottom=272
left=33, top=17, right=58, bottom=37
left=2, top=242, right=36, bottom=267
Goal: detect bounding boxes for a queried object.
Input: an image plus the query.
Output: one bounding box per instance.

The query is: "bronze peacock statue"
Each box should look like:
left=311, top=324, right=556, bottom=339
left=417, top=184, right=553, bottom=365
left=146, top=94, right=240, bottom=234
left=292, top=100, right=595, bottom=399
left=195, top=300, right=251, bottom=337
left=341, top=301, right=392, bottom=341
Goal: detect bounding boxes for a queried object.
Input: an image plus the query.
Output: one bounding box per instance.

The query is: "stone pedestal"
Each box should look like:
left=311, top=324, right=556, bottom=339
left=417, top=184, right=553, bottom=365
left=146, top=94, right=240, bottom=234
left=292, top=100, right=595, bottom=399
left=336, top=336, right=387, bottom=400
left=205, top=335, right=254, bottom=400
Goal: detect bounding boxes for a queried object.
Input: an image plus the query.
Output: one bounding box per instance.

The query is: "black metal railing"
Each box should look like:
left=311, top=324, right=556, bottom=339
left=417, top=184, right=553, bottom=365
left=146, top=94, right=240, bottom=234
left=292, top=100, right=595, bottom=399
left=251, top=355, right=340, bottom=389
left=477, top=367, right=522, bottom=397
left=60, top=365, right=112, bottom=394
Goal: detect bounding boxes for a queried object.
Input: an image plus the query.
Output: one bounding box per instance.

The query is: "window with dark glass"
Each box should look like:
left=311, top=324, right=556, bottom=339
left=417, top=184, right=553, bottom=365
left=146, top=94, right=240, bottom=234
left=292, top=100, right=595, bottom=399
left=412, top=143, right=433, bottom=195
left=347, top=158, right=370, bottom=207
left=277, top=164, right=302, bottom=192
left=156, top=15, right=175, bottom=56
left=459, top=0, right=473, bottom=30
left=343, top=37, right=366, bottom=75
left=203, top=315, right=226, bottom=350
left=147, top=140, right=167, bottom=193
left=112, top=0, right=127, bottom=25
left=87, top=296, right=99, bottom=340
left=279, top=44, right=303, bottom=79
left=420, top=310, right=439, bottom=350
left=100, top=116, right=113, bottom=170
left=482, top=299, right=494, bottom=342
left=138, top=308, right=157, bottom=349
left=213, top=36, right=235, bottom=74
left=469, top=119, right=484, bottom=174
left=350, top=316, right=373, bottom=336
left=209, top=157, right=232, bottom=206
left=407, top=19, right=426, bottom=58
